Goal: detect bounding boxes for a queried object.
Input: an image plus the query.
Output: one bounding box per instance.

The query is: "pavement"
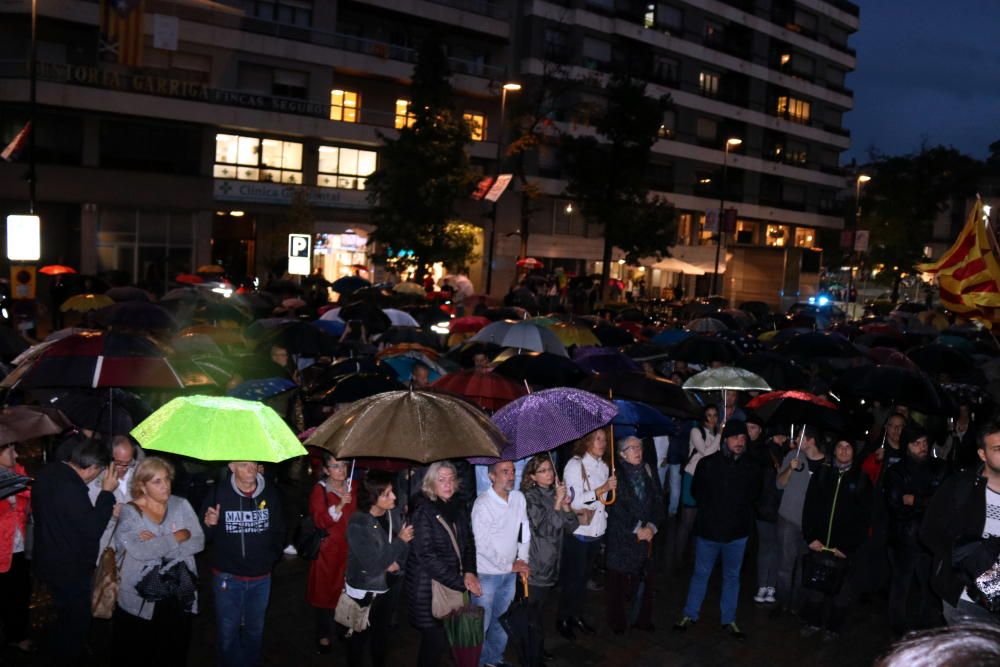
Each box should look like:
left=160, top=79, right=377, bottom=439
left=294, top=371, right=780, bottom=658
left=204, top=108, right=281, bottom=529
left=5, top=535, right=896, bottom=667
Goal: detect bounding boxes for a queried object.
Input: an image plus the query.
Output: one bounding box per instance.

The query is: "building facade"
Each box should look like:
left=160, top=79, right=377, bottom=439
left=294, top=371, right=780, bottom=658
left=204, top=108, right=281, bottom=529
left=0, top=0, right=857, bottom=307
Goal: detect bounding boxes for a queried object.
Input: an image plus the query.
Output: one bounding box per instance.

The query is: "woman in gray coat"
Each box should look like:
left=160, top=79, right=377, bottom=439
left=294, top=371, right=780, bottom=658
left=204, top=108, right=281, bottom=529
left=344, top=470, right=414, bottom=667
left=112, top=457, right=204, bottom=666
left=522, top=454, right=579, bottom=654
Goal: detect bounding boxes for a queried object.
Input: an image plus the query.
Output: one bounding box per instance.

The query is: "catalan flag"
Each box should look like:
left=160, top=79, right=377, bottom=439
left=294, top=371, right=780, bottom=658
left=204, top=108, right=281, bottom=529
left=918, top=197, right=1000, bottom=327
left=99, top=0, right=145, bottom=67
left=1, top=122, right=30, bottom=162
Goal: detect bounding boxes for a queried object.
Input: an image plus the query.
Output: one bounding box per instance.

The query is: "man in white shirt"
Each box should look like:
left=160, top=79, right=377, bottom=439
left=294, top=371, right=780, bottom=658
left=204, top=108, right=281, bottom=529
left=472, top=461, right=531, bottom=667
left=87, top=436, right=143, bottom=550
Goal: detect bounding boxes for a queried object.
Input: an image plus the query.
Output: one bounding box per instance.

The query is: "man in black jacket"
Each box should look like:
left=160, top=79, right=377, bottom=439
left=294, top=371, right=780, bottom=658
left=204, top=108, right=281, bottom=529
left=674, top=420, right=761, bottom=640
left=202, top=461, right=285, bottom=667
left=921, top=420, right=1000, bottom=626
left=32, top=437, right=117, bottom=666
left=883, top=424, right=947, bottom=634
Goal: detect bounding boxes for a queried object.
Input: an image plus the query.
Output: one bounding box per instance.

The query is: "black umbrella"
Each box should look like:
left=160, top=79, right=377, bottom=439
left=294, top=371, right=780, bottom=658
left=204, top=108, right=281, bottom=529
left=247, top=319, right=338, bottom=357
left=378, top=326, right=442, bottom=349
left=592, top=324, right=635, bottom=347
left=95, top=301, right=177, bottom=332
left=907, top=344, right=983, bottom=384
left=745, top=391, right=844, bottom=431
left=499, top=584, right=543, bottom=667
left=493, top=352, right=587, bottom=389
left=33, top=388, right=153, bottom=436
left=338, top=302, right=392, bottom=334
left=776, top=332, right=862, bottom=360
left=331, top=275, right=372, bottom=294
left=621, top=342, right=671, bottom=362
left=671, top=335, right=744, bottom=365
left=446, top=341, right=503, bottom=369
left=738, top=352, right=810, bottom=391
left=832, top=366, right=951, bottom=415
left=485, top=307, right=529, bottom=322
left=402, top=306, right=453, bottom=331
left=305, top=373, right=403, bottom=405
left=104, top=286, right=151, bottom=303
left=578, top=372, right=701, bottom=419
left=189, top=354, right=290, bottom=385
left=298, top=358, right=393, bottom=393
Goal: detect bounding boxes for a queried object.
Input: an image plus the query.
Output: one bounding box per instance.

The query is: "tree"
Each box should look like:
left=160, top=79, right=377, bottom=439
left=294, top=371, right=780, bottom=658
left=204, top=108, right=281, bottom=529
left=560, top=75, right=676, bottom=299
left=860, top=146, right=982, bottom=301
left=366, top=33, right=479, bottom=275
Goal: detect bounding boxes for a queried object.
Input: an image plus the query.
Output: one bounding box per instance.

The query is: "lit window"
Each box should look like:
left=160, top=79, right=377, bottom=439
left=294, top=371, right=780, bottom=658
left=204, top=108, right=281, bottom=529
left=330, top=90, right=359, bottom=123
left=780, top=53, right=791, bottom=66
left=394, top=99, right=415, bottom=129
left=317, top=146, right=378, bottom=190
left=463, top=113, right=486, bottom=141
left=658, top=110, right=676, bottom=139
left=766, top=224, right=789, bottom=246
left=644, top=4, right=655, bottom=28
left=795, top=227, right=815, bottom=248
left=214, top=133, right=302, bottom=183
left=699, top=72, right=720, bottom=97
left=777, top=96, right=811, bottom=124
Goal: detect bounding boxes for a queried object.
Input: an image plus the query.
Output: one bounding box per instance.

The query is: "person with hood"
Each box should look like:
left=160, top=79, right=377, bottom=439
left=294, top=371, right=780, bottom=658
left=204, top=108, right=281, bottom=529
left=883, top=424, right=947, bottom=634
left=921, top=420, right=1000, bottom=626
left=800, top=438, right=872, bottom=639
left=674, top=420, right=761, bottom=640
left=201, top=461, right=285, bottom=667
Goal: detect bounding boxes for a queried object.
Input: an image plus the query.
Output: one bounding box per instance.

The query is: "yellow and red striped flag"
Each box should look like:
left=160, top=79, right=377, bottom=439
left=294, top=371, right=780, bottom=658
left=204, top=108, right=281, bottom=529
left=99, top=0, right=145, bottom=67
left=918, top=198, right=1000, bottom=327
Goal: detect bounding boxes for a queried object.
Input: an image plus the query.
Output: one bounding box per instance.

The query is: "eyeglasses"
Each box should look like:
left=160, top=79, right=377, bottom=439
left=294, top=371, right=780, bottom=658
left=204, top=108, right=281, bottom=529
left=113, top=459, right=136, bottom=469
left=620, top=444, right=642, bottom=453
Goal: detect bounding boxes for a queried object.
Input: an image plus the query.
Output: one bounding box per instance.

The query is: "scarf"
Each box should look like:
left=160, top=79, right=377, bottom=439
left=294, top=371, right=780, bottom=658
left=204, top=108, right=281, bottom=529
left=620, top=460, right=649, bottom=505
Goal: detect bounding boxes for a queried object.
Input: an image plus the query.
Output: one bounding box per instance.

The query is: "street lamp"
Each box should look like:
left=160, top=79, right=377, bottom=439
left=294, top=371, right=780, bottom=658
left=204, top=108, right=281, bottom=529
left=846, top=173, right=871, bottom=310
left=710, top=137, right=742, bottom=295
left=485, top=81, right=521, bottom=295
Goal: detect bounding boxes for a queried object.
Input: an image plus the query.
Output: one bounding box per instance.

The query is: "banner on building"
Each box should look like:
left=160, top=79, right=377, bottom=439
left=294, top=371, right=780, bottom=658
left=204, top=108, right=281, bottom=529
left=99, top=0, right=145, bottom=67
left=483, top=174, right=513, bottom=203
left=153, top=14, right=178, bottom=51
left=1, top=122, right=30, bottom=162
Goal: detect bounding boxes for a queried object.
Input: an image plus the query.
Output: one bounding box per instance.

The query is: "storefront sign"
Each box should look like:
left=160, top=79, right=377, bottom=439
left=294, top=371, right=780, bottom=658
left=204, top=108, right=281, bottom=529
left=37, top=62, right=328, bottom=118
left=288, top=234, right=311, bottom=275
left=213, top=180, right=369, bottom=209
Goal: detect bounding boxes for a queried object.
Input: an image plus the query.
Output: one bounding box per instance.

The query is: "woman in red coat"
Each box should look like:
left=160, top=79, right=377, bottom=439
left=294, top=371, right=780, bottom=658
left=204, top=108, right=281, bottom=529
left=309, top=452, right=356, bottom=653
left=0, top=442, right=32, bottom=652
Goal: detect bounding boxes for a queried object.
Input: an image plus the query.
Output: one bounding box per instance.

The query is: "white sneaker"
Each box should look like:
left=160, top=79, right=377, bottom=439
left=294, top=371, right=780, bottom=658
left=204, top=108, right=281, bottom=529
left=283, top=544, right=298, bottom=556
left=753, top=586, right=768, bottom=603
left=764, top=587, right=776, bottom=603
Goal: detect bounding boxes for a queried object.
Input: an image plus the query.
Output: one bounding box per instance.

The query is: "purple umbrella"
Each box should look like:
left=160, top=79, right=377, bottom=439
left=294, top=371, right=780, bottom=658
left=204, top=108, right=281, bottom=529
left=470, top=388, right=618, bottom=464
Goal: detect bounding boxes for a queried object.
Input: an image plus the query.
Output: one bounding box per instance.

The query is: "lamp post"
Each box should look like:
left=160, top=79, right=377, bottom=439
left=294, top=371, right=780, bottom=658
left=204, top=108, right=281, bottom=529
left=29, top=0, right=37, bottom=213
left=846, top=174, right=871, bottom=312
left=484, top=82, right=521, bottom=295
left=710, top=137, right=741, bottom=296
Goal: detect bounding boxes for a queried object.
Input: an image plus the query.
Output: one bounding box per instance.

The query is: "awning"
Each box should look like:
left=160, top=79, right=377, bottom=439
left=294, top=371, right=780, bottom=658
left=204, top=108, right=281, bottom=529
left=649, top=257, right=708, bottom=275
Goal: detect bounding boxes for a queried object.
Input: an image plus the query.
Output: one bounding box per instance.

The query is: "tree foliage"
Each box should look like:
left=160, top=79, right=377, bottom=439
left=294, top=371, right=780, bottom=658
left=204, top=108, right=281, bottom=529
left=560, top=75, right=676, bottom=297
left=366, top=33, right=478, bottom=273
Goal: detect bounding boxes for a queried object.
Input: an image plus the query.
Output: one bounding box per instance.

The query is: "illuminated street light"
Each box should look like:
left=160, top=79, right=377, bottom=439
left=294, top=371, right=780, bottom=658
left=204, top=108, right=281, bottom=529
left=847, top=173, right=872, bottom=308
left=711, top=137, right=742, bottom=295
left=485, top=81, right=522, bottom=294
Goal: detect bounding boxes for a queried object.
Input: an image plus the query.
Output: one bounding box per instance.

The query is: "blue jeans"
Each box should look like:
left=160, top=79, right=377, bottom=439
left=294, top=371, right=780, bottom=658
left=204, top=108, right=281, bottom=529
left=474, top=572, right=516, bottom=666
left=682, top=537, right=748, bottom=625
left=668, top=464, right=683, bottom=516
left=213, top=572, right=271, bottom=667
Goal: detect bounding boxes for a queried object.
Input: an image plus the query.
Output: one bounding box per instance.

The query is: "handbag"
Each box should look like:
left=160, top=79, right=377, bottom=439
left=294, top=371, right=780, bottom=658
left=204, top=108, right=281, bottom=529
left=431, top=515, right=466, bottom=619
left=801, top=469, right=849, bottom=595
left=573, top=457, right=597, bottom=526
left=91, top=515, right=125, bottom=620
left=334, top=590, right=372, bottom=635
left=295, top=485, right=333, bottom=560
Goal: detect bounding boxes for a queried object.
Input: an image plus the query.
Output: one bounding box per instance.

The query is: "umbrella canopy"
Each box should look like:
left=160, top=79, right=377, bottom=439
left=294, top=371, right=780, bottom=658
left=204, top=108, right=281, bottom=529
left=175, top=273, right=203, bottom=285
left=0, top=405, right=74, bottom=444
left=469, top=320, right=520, bottom=345
left=493, top=352, right=588, bottom=389
left=683, top=367, right=771, bottom=392
left=306, top=372, right=404, bottom=405
left=579, top=372, right=702, bottom=419
left=649, top=329, right=693, bottom=346
left=573, top=349, right=642, bottom=376
left=132, top=395, right=305, bottom=462
left=714, top=329, right=764, bottom=355
left=299, top=358, right=392, bottom=391
left=516, top=257, right=544, bottom=269
left=430, top=369, right=527, bottom=412
left=105, top=286, right=151, bottom=303
left=196, top=264, right=225, bottom=274
left=612, top=399, right=678, bottom=439
left=227, top=377, right=298, bottom=402
left=737, top=352, right=810, bottom=391
left=177, top=324, right=244, bottom=346
left=447, top=341, right=503, bottom=369
left=621, top=342, right=672, bottom=362
left=591, top=323, right=635, bottom=347
left=378, top=326, right=441, bottom=348
left=671, top=336, right=744, bottom=365
left=246, top=319, right=338, bottom=357
left=34, top=388, right=153, bottom=436
left=498, top=322, right=568, bottom=357
left=39, top=265, right=76, bottom=276
left=306, top=390, right=505, bottom=462
left=687, top=317, right=728, bottom=333
left=0, top=327, right=29, bottom=361
left=833, top=366, right=950, bottom=415
left=548, top=322, right=600, bottom=347
left=907, top=344, right=981, bottom=383
left=61, top=293, right=114, bottom=313
left=331, top=275, right=372, bottom=294
left=450, top=316, right=491, bottom=335
left=393, top=281, right=425, bottom=295
left=473, top=388, right=618, bottom=463
left=776, top=332, right=862, bottom=360
left=744, top=390, right=843, bottom=431
left=338, top=302, right=393, bottom=334
left=867, top=347, right=920, bottom=371
left=98, top=301, right=177, bottom=332
left=382, top=309, right=421, bottom=328
left=382, top=356, right=443, bottom=384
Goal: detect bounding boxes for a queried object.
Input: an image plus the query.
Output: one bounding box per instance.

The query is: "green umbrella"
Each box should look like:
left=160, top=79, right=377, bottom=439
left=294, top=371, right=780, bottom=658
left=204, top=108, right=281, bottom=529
left=130, top=395, right=307, bottom=463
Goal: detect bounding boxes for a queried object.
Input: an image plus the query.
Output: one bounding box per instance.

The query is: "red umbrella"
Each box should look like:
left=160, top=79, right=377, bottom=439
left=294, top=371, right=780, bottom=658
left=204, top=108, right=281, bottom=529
left=450, top=316, right=491, bottom=335
left=39, top=265, right=77, bottom=276
left=617, top=321, right=643, bottom=338
left=430, top=369, right=528, bottom=412
left=867, top=347, right=919, bottom=371
left=744, top=390, right=843, bottom=431
left=175, top=273, right=203, bottom=285
left=516, top=257, right=544, bottom=269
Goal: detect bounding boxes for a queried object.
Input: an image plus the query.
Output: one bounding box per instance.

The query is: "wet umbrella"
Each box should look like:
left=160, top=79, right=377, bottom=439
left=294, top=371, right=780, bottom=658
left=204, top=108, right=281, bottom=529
left=579, top=372, right=701, bottom=419
left=306, top=373, right=403, bottom=405
left=381, top=309, right=420, bottom=328
left=499, top=322, right=568, bottom=357
left=228, top=377, right=298, bottom=402
left=485, top=307, right=530, bottom=322
left=97, top=301, right=177, bottom=332
left=39, top=265, right=76, bottom=276
left=300, top=358, right=392, bottom=391
left=61, top=294, right=114, bottom=313
left=833, top=366, right=950, bottom=415
left=378, top=327, right=441, bottom=348
left=687, top=317, right=728, bottom=333
left=177, top=324, right=244, bottom=346
left=105, top=286, right=151, bottom=303
left=548, top=322, right=600, bottom=348
left=671, top=336, right=744, bottom=365
left=311, top=319, right=346, bottom=338
left=161, top=287, right=201, bottom=304
left=450, top=316, right=491, bottom=335
left=471, top=388, right=618, bottom=464
left=738, top=352, right=810, bottom=391
left=0, top=405, right=74, bottom=444
left=649, top=329, right=693, bottom=347
left=714, top=329, right=764, bottom=355
left=776, top=332, right=862, bottom=360
left=612, top=399, right=678, bottom=439
left=132, top=395, right=307, bottom=463
left=516, top=257, right=544, bottom=269
left=573, top=349, right=642, bottom=376
left=447, top=341, right=503, bottom=369
left=867, top=347, right=919, bottom=371
left=469, top=320, right=519, bottom=345
left=744, top=390, right=843, bottom=431
left=621, top=342, right=672, bottom=362
left=306, top=390, right=505, bottom=462
left=716, top=308, right=756, bottom=330
left=33, top=388, right=153, bottom=436
left=393, top=281, right=425, bottom=296
left=591, top=323, right=635, bottom=347
left=175, top=274, right=203, bottom=285
left=683, top=367, right=771, bottom=392
left=331, top=275, right=372, bottom=294
left=907, top=344, right=981, bottom=384
left=430, top=369, right=527, bottom=412
left=493, top=352, right=588, bottom=389
left=338, top=302, right=392, bottom=334
left=247, top=319, right=338, bottom=357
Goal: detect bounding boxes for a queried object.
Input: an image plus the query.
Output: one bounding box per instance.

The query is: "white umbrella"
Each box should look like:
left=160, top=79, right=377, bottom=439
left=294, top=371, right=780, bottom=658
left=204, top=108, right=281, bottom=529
left=499, top=321, right=568, bottom=357
left=470, top=320, right=519, bottom=345
left=382, top=309, right=420, bottom=327
left=683, top=366, right=771, bottom=426
left=319, top=307, right=344, bottom=322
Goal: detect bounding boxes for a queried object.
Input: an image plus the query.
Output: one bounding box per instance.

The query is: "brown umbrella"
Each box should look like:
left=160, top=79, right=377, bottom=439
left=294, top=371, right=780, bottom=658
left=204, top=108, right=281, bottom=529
left=305, top=389, right=505, bottom=463
left=0, top=405, right=74, bottom=444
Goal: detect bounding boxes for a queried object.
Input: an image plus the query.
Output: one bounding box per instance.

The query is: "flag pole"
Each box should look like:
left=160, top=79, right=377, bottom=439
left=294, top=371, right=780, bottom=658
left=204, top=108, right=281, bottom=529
left=29, top=0, right=37, bottom=213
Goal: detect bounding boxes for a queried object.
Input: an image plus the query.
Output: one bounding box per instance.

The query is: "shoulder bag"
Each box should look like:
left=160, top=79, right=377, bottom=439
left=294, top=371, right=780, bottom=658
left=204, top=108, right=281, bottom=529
left=574, top=458, right=596, bottom=526
left=295, top=484, right=332, bottom=560
left=801, top=471, right=850, bottom=595
left=431, top=515, right=466, bottom=619
left=91, top=511, right=126, bottom=619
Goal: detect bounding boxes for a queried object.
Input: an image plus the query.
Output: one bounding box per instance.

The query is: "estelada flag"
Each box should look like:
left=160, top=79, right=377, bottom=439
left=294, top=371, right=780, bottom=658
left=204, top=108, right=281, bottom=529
left=99, top=0, right=145, bottom=67
left=1, top=122, right=30, bottom=162
left=918, top=197, right=1000, bottom=327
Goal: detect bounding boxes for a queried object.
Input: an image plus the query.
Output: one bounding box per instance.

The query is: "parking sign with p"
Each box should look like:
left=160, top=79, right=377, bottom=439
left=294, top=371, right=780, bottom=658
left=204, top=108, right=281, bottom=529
left=288, top=233, right=311, bottom=275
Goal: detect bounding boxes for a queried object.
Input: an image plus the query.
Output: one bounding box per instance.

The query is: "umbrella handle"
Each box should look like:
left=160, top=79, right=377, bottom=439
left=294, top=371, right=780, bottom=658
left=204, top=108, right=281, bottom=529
left=601, top=403, right=616, bottom=506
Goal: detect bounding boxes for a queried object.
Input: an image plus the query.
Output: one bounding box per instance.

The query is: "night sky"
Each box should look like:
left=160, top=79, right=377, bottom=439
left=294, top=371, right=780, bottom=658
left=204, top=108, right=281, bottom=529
left=844, top=0, right=1000, bottom=164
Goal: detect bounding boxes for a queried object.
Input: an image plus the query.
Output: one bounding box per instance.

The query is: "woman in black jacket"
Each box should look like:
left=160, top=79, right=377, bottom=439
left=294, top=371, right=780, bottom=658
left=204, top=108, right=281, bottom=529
left=404, top=461, right=481, bottom=667
left=344, top=471, right=413, bottom=667
left=800, top=439, right=872, bottom=639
